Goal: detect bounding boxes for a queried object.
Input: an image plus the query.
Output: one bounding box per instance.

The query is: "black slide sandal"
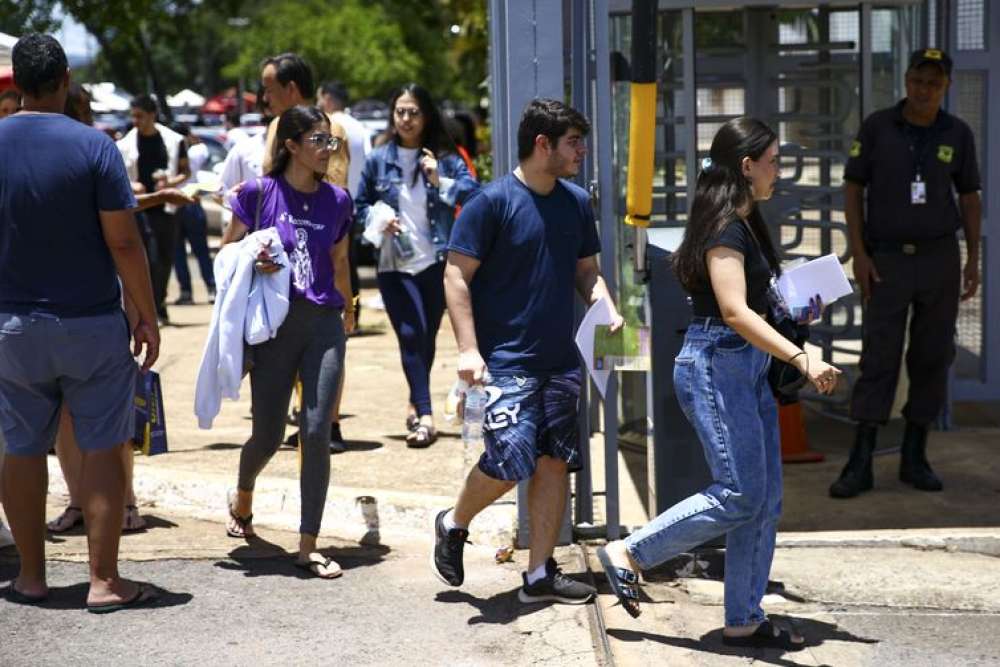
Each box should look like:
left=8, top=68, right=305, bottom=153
left=722, top=620, right=806, bottom=652
left=596, top=546, right=641, bottom=618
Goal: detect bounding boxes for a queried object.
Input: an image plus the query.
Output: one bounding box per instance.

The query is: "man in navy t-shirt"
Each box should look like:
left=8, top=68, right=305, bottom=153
left=432, top=99, right=624, bottom=604
left=0, top=34, right=159, bottom=612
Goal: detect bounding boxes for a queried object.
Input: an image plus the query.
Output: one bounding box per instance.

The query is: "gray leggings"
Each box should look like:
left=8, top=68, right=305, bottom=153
left=238, top=299, right=345, bottom=536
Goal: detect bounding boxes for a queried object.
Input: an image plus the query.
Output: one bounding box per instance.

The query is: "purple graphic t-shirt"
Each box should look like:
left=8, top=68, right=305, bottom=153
left=231, top=176, right=353, bottom=308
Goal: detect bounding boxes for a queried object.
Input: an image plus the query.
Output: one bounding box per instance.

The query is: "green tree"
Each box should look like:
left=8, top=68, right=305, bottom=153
left=225, top=0, right=421, bottom=104
left=0, top=0, right=60, bottom=36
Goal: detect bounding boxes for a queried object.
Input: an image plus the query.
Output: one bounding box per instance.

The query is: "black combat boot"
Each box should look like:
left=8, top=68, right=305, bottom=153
left=899, top=422, right=943, bottom=491
left=829, top=422, right=877, bottom=498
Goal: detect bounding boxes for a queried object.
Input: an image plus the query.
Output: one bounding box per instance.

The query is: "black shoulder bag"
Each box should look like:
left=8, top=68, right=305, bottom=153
left=741, top=221, right=809, bottom=403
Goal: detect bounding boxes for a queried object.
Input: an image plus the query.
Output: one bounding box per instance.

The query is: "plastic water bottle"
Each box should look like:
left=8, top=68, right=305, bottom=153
left=462, top=384, right=487, bottom=446
left=443, top=380, right=469, bottom=425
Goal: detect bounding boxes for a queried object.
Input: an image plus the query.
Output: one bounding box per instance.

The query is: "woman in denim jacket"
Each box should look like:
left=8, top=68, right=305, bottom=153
left=597, top=119, right=841, bottom=649
left=356, top=83, right=478, bottom=447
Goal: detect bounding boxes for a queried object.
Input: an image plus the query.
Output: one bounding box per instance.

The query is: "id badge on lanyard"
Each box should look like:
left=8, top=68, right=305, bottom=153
left=911, top=174, right=927, bottom=205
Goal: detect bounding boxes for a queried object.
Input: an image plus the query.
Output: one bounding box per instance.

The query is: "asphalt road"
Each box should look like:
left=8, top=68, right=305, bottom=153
left=1, top=546, right=598, bottom=666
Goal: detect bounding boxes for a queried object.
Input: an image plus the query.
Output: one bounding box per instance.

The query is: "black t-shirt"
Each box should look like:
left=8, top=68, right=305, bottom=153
left=136, top=132, right=187, bottom=211
left=689, top=218, right=772, bottom=318
left=843, top=100, right=980, bottom=242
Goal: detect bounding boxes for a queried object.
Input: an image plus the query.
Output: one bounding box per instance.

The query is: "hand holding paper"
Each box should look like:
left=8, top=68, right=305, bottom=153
left=777, top=254, right=853, bottom=309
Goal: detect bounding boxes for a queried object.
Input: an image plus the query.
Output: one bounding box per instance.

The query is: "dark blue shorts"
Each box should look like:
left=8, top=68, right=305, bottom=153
left=0, top=311, right=136, bottom=456
left=477, top=369, right=583, bottom=482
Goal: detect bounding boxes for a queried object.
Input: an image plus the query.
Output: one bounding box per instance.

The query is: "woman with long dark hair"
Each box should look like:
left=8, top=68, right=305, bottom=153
left=222, top=105, right=355, bottom=579
left=355, top=83, right=478, bottom=447
left=597, top=118, right=839, bottom=648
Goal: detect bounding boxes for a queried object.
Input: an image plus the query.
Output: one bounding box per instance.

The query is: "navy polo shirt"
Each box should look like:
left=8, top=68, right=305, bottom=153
left=844, top=99, right=980, bottom=242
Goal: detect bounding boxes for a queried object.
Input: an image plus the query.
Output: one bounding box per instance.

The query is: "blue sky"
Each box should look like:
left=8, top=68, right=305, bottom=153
left=57, top=8, right=94, bottom=59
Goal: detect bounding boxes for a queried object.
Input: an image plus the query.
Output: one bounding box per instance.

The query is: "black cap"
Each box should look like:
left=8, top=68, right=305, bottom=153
left=908, top=48, right=953, bottom=76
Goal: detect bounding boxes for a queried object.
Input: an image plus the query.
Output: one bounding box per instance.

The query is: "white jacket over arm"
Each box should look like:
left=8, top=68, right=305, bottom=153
left=194, top=228, right=289, bottom=428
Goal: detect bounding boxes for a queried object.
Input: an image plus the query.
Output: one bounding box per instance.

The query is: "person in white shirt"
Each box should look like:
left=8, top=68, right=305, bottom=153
left=318, top=81, right=369, bottom=330
left=224, top=110, right=251, bottom=151
left=172, top=123, right=216, bottom=304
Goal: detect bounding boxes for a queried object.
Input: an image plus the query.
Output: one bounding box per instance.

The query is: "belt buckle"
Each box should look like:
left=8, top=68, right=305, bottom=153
left=902, top=243, right=917, bottom=255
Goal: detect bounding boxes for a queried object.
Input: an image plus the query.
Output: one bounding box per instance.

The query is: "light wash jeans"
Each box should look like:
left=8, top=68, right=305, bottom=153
left=624, top=317, right=782, bottom=627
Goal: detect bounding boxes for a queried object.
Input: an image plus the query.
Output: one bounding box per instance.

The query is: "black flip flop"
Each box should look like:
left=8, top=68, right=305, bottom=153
left=86, top=583, right=158, bottom=614
left=596, top=546, right=641, bottom=618
left=721, top=620, right=806, bottom=652
left=4, top=584, right=48, bottom=605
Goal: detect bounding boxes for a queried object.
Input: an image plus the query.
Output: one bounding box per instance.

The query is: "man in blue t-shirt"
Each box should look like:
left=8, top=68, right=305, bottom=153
left=0, top=34, right=159, bottom=612
left=432, top=99, right=624, bottom=604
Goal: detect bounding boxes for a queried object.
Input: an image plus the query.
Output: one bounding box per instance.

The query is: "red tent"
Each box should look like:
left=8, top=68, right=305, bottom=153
left=0, top=67, right=13, bottom=92
left=202, top=87, right=256, bottom=114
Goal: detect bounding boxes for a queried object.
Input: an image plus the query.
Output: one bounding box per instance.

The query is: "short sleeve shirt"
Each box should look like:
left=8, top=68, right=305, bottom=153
left=448, top=174, right=601, bottom=374
left=844, top=100, right=981, bottom=242
left=231, top=176, right=353, bottom=308
left=0, top=113, right=137, bottom=317
left=689, top=218, right=772, bottom=318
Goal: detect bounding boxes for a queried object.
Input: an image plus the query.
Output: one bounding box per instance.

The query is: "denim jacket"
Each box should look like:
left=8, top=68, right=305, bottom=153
left=355, top=142, right=479, bottom=264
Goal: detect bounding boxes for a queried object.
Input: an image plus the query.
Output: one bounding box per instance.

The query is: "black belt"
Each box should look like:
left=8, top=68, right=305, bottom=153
left=867, top=234, right=955, bottom=256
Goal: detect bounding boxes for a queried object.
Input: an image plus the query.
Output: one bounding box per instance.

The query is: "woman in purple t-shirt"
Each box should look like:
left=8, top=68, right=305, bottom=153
left=222, top=105, right=354, bottom=579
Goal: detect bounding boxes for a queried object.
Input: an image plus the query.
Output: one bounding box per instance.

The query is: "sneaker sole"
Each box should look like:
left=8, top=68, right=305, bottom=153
left=430, top=511, right=462, bottom=587
left=518, top=589, right=594, bottom=605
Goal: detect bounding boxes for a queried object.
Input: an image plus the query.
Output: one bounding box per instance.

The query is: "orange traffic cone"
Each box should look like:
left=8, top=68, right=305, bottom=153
left=778, top=401, right=824, bottom=463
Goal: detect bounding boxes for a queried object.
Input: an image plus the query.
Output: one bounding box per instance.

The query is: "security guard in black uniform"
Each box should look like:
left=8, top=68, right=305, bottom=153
left=831, top=49, right=982, bottom=499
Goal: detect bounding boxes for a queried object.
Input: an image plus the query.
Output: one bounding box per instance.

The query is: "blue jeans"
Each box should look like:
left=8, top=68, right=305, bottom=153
left=174, top=202, right=215, bottom=294
left=376, top=262, right=446, bottom=416
left=624, top=318, right=782, bottom=628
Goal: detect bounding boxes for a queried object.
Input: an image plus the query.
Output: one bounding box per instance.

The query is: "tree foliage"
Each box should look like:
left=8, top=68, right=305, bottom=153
left=225, top=0, right=422, bottom=103
left=2, top=0, right=488, bottom=110
left=0, top=0, right=60, bottom=36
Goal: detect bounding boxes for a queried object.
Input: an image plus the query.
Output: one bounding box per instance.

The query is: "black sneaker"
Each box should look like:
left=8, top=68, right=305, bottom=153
left=518, top=557, right=596, bottom=605
left=330, top=422, right=346, bottom=454
left=431, top=509, right=469, bottom=587
left=174, top=291, right=194, bottom=306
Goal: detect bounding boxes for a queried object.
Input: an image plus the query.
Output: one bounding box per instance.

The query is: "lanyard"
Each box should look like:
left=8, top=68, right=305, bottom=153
left=903, top=122, right=937, bottom=181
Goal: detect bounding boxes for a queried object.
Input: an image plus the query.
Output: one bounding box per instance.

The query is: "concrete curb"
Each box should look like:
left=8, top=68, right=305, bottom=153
left=777, top=528, right=1000, bottom=557
left=46, top=457, right=517, bottom=549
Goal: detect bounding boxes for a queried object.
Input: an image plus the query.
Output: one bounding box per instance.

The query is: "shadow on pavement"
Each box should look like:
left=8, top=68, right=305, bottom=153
left=435, top=586, right=581, bottom=626
left=215, top=540, right=391, bottom=579
left=132, top=514, right=180, bottom=532
left=0, top=561, right=193, bottom=611
left=204, top=442, right=244, bottom=451
left=606, top=615, right=877, bottom=666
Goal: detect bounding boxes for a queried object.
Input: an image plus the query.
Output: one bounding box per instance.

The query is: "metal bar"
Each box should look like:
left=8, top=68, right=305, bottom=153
left=682, top=8, right=698, bottom=203
left=490, top=0, right=566, bottom=548
left=860, top=4, right=874, bottom=120
left=594, top=0, right=616, bottom=532
left=604, top=372, right=620, bottom=540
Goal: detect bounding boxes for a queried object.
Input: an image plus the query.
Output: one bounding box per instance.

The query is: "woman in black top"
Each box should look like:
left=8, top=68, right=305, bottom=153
left=597, top=118, right=839, bottom=649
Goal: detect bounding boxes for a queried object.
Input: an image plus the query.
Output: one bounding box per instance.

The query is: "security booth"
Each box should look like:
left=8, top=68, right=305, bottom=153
left=488, top=0, right=999, bottom=542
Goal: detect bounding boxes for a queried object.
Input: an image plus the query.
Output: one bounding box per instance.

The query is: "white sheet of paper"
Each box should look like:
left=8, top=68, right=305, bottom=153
left=574, top=297, right=613, bottom=398
left=777, top=253, right=853, bottom=308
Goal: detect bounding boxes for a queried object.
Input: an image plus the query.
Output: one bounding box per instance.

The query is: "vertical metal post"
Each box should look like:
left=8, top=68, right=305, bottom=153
left=571, top=0, right=596, bottom=528
left=682, top=8, right=698, bottom=200
left=489, top=0, right=565, bottom=548
left=860, top=4, right=874, bottom=119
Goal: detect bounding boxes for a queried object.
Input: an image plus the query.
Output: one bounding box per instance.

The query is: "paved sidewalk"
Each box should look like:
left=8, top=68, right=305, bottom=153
left=3, top=265, right=1000, bottom=665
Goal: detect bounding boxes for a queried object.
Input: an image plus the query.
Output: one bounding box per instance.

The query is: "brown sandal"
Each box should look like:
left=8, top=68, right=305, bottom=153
left=47, top=506, right=84, bottom=533
left=406, top=424, right=437, bottom=448
left=122, top=504, right=147, bottom=533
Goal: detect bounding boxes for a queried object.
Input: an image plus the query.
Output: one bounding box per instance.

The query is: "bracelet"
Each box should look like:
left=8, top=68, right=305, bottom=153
left=788, top=350, right=808, bottom=373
